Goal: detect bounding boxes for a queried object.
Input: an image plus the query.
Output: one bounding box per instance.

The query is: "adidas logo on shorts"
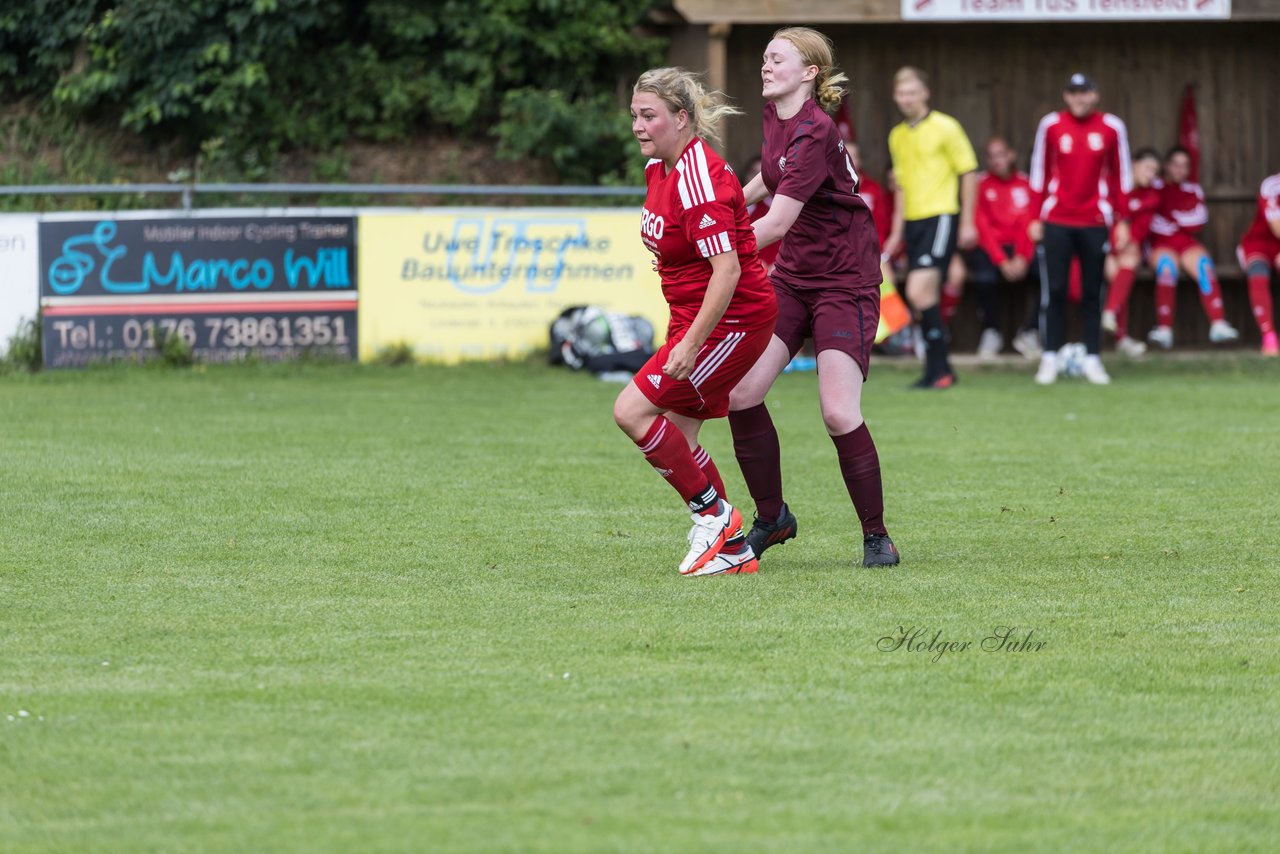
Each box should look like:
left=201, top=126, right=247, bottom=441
left=648, top=374, right=662, bottom=389
left=698, top=213, right=716, bottom=229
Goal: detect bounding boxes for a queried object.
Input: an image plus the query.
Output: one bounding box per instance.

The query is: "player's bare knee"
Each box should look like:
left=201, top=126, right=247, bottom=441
left=822, top=409, right=863, bottom=436
left=728, top=383, right=765, bottom=412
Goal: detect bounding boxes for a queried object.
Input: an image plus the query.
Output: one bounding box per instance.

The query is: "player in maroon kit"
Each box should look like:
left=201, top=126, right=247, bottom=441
left=1101, top=147, right=1161, bottom=358
left=614, top=67, right=778, bottom=577
left=728, top=26, right=899, bottom=569
left=1144, top=146, right=1240, bottom=349
left=1236, top=172, right=1280, bottom=356
left=1028, top=73, right=1132, bottom=385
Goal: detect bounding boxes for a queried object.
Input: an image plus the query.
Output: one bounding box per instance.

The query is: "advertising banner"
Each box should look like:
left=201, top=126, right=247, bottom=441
left=0, top=215, right=39, bottom=356
left=358, top=210, right=668, bottom=363
left=39, top=215, right=357, bottom=367
left=902, top=0, right=1231, bottom=21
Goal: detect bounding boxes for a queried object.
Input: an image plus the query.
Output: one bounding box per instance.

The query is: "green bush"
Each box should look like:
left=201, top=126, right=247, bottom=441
left=0, top=1, right=665, bottom=184
left=3, top=315, right=43, bottom=373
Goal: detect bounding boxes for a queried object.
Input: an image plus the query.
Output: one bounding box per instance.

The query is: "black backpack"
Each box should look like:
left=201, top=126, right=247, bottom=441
left=549, top=305, right=655, bottom=374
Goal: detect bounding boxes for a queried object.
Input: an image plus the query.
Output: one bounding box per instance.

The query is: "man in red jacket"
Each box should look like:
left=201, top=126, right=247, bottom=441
left=1029, top=73, right=1132, bottom=385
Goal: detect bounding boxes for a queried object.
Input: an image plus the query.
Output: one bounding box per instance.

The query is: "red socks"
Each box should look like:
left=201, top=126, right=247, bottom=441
left=692, top=445, right=726, bottom=500
left=636, top=417, right=714, bottom=508
left=1247, top=271, right=1276, bottom=335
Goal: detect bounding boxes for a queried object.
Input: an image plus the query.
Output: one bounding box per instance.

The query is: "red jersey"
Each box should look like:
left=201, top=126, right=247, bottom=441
left=1241, top=173, right=1280, bottom=243
left=1151, top=180, right=1208, bottom=238
left=858, top=175, right=893, bottom=247
left=1125, top=182, right=1163, bottom=245
left=642, top=138, right=775, bottom=331
left=1029, top=110, right=1132, bottom=228
left=975, top=170, right=1035, bottom=263
left=760, top=99, right=881, bottom=291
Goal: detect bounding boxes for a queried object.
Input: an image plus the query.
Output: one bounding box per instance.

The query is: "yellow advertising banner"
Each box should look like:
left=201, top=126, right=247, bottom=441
left=358, top=209, right=668, bottom=363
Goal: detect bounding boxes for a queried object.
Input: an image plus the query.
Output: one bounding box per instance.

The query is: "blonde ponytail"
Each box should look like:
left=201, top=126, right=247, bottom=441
left=773, top=26, right=848, bottom=113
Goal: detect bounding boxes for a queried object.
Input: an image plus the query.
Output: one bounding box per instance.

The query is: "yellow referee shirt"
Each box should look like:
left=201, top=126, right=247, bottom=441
left=888, top=110, right=978, bottom=221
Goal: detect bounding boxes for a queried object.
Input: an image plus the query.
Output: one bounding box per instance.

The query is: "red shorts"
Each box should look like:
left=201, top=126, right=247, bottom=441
left=635, top=320, right=774, bottom=420
left=773, top=279, right=880, bottom=379
left=1150, top=232, right=1202, bottom=255
left=1237, top=236, right=1280, bottom=269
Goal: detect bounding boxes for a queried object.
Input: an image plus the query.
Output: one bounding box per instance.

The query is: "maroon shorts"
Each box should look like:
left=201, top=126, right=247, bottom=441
left=773, top=279, right=880, bottom=379
left=1238, top=236, right=1280, bottom=269
left=635, top=320, right=774, bottom=420
left=1150, top=232, right=1202, bottom=255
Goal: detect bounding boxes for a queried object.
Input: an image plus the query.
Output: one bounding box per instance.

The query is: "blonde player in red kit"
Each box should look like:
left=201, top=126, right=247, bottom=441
left=613, top=67, right=778, bottom=577
left=1236, top=172, right=1280, bottom=355
left=730, top=27, right=899, bottom=569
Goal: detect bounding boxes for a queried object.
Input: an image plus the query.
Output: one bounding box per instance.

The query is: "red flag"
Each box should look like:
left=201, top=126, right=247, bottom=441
left=834, top=97, right=855, bottom=143
left=1178, top=84, right=1200, bottom=183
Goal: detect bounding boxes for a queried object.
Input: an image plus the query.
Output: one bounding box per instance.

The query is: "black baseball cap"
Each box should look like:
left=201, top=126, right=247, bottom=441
left=1065, top=73, right=1097, bottom=92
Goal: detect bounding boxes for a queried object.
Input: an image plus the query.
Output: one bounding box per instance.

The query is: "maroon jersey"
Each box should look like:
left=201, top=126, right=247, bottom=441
left=1151, top=180, right=1208, bottom=238
left=1126, top=183, right=1163, bottom=245
left=642, top=138, right=776, bottom=331
left=975, top=170, right=1035, bottom=263
left=760, top=99, right=881, bottom=290
left=1241, top=174, right=1280, bottom=243
left=859, top=175, right=893, bottom=247
left=1030, top=109, right=1132, bottom=227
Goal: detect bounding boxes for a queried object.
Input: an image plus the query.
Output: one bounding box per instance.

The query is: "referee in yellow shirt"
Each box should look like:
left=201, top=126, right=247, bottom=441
left=884, top=66, right=978, bottom=389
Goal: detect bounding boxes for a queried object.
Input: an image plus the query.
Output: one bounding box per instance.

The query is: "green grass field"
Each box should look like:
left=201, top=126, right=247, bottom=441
left=2, top=356, right=1278, bottom=852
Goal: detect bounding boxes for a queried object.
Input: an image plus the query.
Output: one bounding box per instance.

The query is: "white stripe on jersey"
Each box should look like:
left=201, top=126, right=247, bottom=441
left=675, top=164, right=694, bottom=210
left=690, top=142, right=716, bottom=205
left=1029, top=112, right=1059, bottom=194
left=690, top=332, right=744, bottom=387
left=696, top=232, right=732, bottom=258
left=675, top=142, right=716, bottom=210
left=1102, top=114, right=1133, bottom=193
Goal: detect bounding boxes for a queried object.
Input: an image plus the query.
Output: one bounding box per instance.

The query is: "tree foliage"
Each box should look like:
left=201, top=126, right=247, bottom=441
left=0, top=0, right=665, bottom=183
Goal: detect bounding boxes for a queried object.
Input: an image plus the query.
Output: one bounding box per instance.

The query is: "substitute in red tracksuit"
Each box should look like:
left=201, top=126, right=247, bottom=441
left=1236, top=172, right=1280, bottom=355
left=1144, top=146, right=1239, bottom=348
left=966, top=136, right=1042, bottom=357
left=1102, top=147, right=1163, bottom=351
left=1028, top=73, right=1132, bottom=385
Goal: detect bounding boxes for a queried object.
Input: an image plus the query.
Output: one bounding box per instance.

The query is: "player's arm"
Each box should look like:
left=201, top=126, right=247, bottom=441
left=958, top=170, right=978, bottom=249
left=742, top=171, right=770, bottom=206
left=1267, top=196, right=1280, bottom=240
left=663, top=251, right=739, bottom=381
left=947, top=122, right=980, bottom=249
left=1027, top=114, right=1054, bottom=243
left=884, top=183, right=906, bottom=258
left=750, top=194, right=805, bottom=249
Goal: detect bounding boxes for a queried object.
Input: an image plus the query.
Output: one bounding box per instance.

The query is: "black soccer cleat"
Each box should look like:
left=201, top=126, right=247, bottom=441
left=744, top=504, right=798, bottom=558
left=862, top=534, right=900, bottom=567
left=909, top=372, right=956, bottom=390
